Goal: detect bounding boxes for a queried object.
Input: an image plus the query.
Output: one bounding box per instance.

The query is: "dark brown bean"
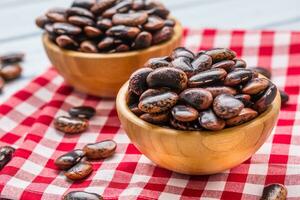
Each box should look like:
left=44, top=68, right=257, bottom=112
left=129, top=103, right=144, bottom=116
left=140, top=112, right=169, bottom=124
left=170, top=118, right=202, bottom=131
left=126, top=90, right=139, bottom=105
left=0, top=52, right=24, bottom=65
left=132, top=31, right=152, bottom=49
left=84, top=26, right=103, bottom=38
left=260, top=183, right=287, bottom=200
left=35, top=15, right=51, bottom=29
left=132, top=0, right=146, bottom=10
left=249, top=66, right=271, bottom=79
left=199, top=109, right=225, bottom=131
left=129, top=67, right=153, bottom=95
left=83, top=140, right=117, bottom=160
left=69, top=106, right=96, bottom=119
left=63, top=191, right=103, bottom=200
left=46, top=12, right=67, bottom=23
left=68, top=16, right=94, bottom=27
left=205, top=48, right=236, bottom=63
left=152, top=26, right=174, bottom=45
left=114, top=44, right=130, bottom=52
left=67, top=7, right=94, bottom=18
left=106, top=25, right=141, bottom=39
left=144, top=56, right=171, bottom=69
left=179, top=88, right=213, bottom=110
left=146, top=67, right=188, bottom=91
left=1, top=64, right=22, bottom=81
left=112, top=12, right=148, bottom=26
left=189, top=68, right=227, bottom=87
left=96, top=18, right=113, bottom=30
left=55, top=149, right=85, bottom=170
left=171, top=57, right=194, bottom=77
left=72, top=0, right=96, bottom=9
left=54, top=116, right=89, bottom=134
left=191, top=54, right=213, bottom=73
left=138, top=90, right=178, bottom=113
left=143, top=16, right=164, bottom=31
left=102, top=1, right=132, bottom=18
left=226, top=108, right=258, bottom=126
left=80, top=41, right=98, bottom=53
left=232, top=58, right=246, bottom=69
left=254, top=83, right=277, bottom=113
left=211, top=60, right=235, bottom=71
left=224, top=69, right=253, bottom=86
left=65, top=161, right=93, bottom=181
left=45, top=24, right=56, bottom=35
left=171, top=105, right=199, bottom=122
left=56, top=35, right=79, bottom=48
left=234, top=94, right=254, bottom=108
left=147, top=7, right=169, bottom=19
left=91, top=0, right=116, bottom=14
left=242, top=78, right=270, bottom=95
left=164, top=19, right=176, bottom=27
left=213, top=94, right=244, bottom=119
left=97, top=37, right=114, bottom=50
left=53, top=22, right=82, bottom=35
left=280, top=90, right=289, bottom=105
left=171, top=47, right=195, bottom=60
left=139, top=88, right=170, bottom=101
left=0, top=146, right=15, bottom=170
left=205, top=86, right=237, bottom=97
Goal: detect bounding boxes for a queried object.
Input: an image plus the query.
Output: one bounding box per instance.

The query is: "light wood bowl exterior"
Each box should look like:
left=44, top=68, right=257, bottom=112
left=116, top=82, right=281, bottom=175
left=42, top=21, right=182, bottom=98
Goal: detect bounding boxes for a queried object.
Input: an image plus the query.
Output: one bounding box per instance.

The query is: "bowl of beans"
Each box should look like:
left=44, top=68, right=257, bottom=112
left=37, top=0, right=182, bottom=97
left=116, top=47, right=281, bottom=175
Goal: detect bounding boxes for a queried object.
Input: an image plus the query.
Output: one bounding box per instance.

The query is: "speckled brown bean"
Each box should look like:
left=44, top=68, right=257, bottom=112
left=112, top=12, right=148, bottom=26
left=132, top=31, right=152, bottom=49
left=54, top=116, right=89, bottom=134
left=69, top=106, right=96, bottom=119
left=143, top=16, right=164, bottom=31
left=242, top=78, right=270, bottom=95
left=97, top=37, right=114, bottom=50
left=129, top=103, right=144, bottom=116
left=232, top=58, right=246, bottom=69
left=65, top=161, right=93, bottom=181
left=170, top=118, right=202, bottom=131
left=0, top=64, right=22, bottom=81
left=0, top=52, right=24, bottom=65
left=102, top=1, right=132, bottom=18
left=54, top=149, right=85, bottom=170
left=0, top=146, right=15, bottom=170
left=234, top=94, right=254, bottom=108
left=211, top=60, right=235, bottom=71
left=68, top=15, right=94, bottom=27
left=53, top=22, right=82, bottom=35
left=171, top=47, right=195, bottom=60
left=97, top=18, right=113, bottom=30
left=260, top=183, right=287, bottom=200
left=129, top=68, right=153, bottom=95
left=72, top=0, right=96, bottom=9
left=35, top=15, right=51, bottom=29
left=249, top=66, right=271, bottom=79
left=204, top=48, right=236, bottom=63
left=199, top=109, right=225, bottom=131
left=205, top=86, right=237, bottom=97
left=91, top=0, right=116, bottom=15
left=46, top=12, right=67, bottom=23
left=280, top=90, right=289, bottom=105
left=139, top=88, right=169, bottom=101
left=80, top=41, right=98, bottom=53
left=152, top=26, right=174, bottom=45
left=140, top=112, right=170, bottom=124
left=63, top=191, right=103, bottom=200
left=226, top=108, right=258, bottom=126
left=84, top=26, right=103, bottom=38
left=138, top=90, right=178, bottom=113
left=171, top=105, right=199, bottom=122
left=191, top=54, right=212, bottom=73
left=188, top=68, right=227, bottom=87
left=56, top=35, right=79, bottom=48
left=106, top=25, right=141, bottom=39
left=179, top=88, right=213, bottom=110
left=213, top=94, right=244, bottom=119
left=254, top=83, right=277, bottom=113
left=144, top=56, right=172, bottom=69
left=224, top=69, right=253, bottom=86
left=147, top=67, right=188, bottom=91
left=83, top=140, right=117, bottom=160
left=67, top=7, right=94, bottom=18
left=171, top=57, right=194, bottom=77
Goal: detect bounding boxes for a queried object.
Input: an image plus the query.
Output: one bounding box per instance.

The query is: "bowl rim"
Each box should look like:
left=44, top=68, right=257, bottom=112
left=116, top=80, right=281, bottom=136
left=43, top=18, right=183, bottom=59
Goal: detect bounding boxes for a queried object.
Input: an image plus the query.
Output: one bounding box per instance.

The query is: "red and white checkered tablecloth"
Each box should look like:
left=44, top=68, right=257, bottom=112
left=0, top=28, right=300, bottom=200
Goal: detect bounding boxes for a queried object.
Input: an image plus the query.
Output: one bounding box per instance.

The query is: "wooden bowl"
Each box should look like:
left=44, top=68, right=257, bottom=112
left=42, top=21, right=182, bottom=98
left=116, top=82, right=281, bottom=175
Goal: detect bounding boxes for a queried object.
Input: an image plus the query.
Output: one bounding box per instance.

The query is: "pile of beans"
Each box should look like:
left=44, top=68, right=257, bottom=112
left=36, top=0, right=175, bottom=53
left=0, top=146, right=15, bottom=170
left=55, top=139, right=117, bottom=181
left=0, top=52, right=24, bottom=91
left=127, top=47, right=279, bottom=131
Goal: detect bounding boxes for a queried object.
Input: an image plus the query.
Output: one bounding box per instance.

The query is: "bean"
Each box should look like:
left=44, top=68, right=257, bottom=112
left=68, top=16, right=94, bottom=27
left=164, top=19, right=176, bottom=27
left=224, top=69, right=253, bottom=86
left=254, top=83, right=277, bottom=113
left=83, top=140, right=117, bottom=160
left=144, top=56, right=171, bottom=69
left=67, top=7, right=94, bottom=18
left=242, top=78, right=270, bottom=95
left=54, top=116, right=89, bottom=134
left=53, top=22, right=82, bottom=35
left=69, top=106, right=96, bottom=119
left=147, top=7, right=169, bottom=19
left=226, top=108, right=258, bottom=126
left=234, top=94, right=254, bottom=108
left=56, top=35, right=78, bottom=49
left=129, top=67, right=154, bottom=95
left=232, top=58, right=246, bottom=69
left=80, top=41, right=98, bottom=53
left=179, top=88, right=213, bottom=110
left=0, top=64, right=22, bottom=81
left=55, top=149, right=85, bottom=170
left=152, top=26, right=174, bottom=45
left=170, top=118, right=202, bottom=131
left=132, top=31, right=152, bottom=49
left=211, top=60, right=235, bottom=71
left=102, top=1, right=132, bottom=18
left=35, top=15, right=51, bottom=29
left=0, top=52, right=24, bottom=65
left=140, top=112, right=170, bottom=124
left=147, top=67, right=188, bottom=91
left=63, top=191, right=103, bottom=200
left=112, top=12, right=148, bottom=26
left=205, top=48, right=236, bottom=63
left=65, top=161, right=93, bottom=181
left=171, top=57, right=194, bottom=77
left=129, top=103, right=144, bottom=116
left=205, top=86, right=237, bottom=97
left=84, top=26, right=103, bottom=38
left=143, top=16, right=165, bottom=31
left=72, top=0, right=96, bottom=9
left=189, top=68, right=227, bottom=87
left=96, top=18, right=113, bottom=30
left=171, top=105, right=199, bottom=122
left=91, top=0, right=116, bottom=14
left=280, top=90, right=289, bottom=105
left=191, top=54, right=212, bottom=73
left=0, top=146, right=15, bottom=170
left=199, top=109, right=225, bottom=131
left=171, top=47, right=195, bottom=60
left=260, top=183, right=287, bottom=200
left=97, top=37, right=114, bottom=50
left=249, top=66, right=271, bottom=79
left=213, top=94, right=244, bottom=119
left=106, top=25, right=141, bottom=39
left=46, top=12, right=67, bottom=23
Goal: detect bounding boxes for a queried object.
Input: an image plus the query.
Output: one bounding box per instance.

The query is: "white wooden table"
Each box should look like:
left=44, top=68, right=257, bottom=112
left=0, top=0, right=300, bottom=102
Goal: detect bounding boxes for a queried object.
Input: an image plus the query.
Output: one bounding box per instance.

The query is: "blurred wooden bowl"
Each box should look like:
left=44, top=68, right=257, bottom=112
left=116, top=81, right=281, bottom=175
left=43, top=20, right=182, bottom=97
